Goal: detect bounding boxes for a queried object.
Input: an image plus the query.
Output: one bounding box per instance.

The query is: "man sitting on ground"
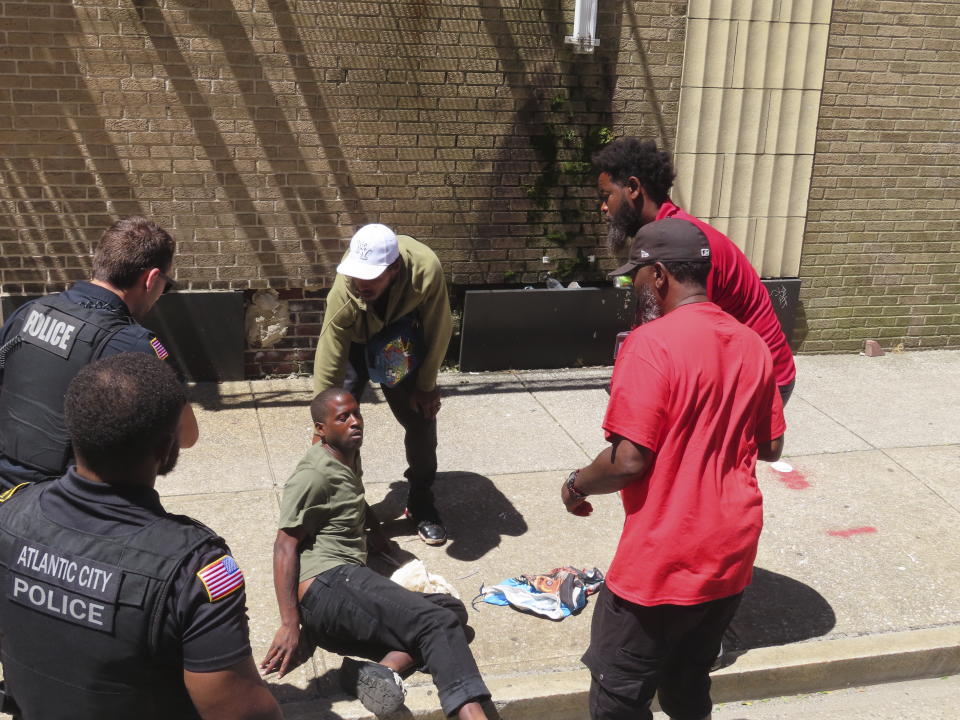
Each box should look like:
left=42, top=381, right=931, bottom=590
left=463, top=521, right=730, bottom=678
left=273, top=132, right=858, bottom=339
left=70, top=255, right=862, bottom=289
left=260, top=388, right=491, bottom=720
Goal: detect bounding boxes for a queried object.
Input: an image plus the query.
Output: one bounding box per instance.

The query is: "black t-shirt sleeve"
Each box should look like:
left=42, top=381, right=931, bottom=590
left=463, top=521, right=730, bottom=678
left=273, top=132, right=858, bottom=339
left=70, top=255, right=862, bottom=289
left=100, top=326, right=170, bottom=360
left=166, top=542, right=252, bottom=673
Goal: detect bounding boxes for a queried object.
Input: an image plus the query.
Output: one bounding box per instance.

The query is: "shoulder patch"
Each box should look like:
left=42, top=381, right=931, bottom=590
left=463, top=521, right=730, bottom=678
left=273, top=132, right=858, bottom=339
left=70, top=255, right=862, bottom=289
left=0, top=483, right=30, bottom=503
left=196, top=554, right=245, bottom=602
left=149, top=336, right=169, bottom=360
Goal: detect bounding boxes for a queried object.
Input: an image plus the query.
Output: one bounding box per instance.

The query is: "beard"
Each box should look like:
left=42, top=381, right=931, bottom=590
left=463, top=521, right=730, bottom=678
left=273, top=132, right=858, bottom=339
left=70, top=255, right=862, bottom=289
left=159, top=442, right=180, bottom=476
left=607, top=199, right=643, bottom=254
left=634, top=283, right=663, bottom=326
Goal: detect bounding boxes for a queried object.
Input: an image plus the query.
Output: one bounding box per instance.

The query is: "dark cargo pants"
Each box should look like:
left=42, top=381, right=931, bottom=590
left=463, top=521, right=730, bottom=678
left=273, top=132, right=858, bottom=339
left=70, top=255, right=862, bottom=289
left=344, top=342, right=439, bottom=518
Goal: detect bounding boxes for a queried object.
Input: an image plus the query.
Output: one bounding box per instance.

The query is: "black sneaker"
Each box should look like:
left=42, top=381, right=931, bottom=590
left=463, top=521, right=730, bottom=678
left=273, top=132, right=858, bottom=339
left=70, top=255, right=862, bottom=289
left=339, top=657, right=406, bottom=715
left=404, top=507, right=447, bottom=546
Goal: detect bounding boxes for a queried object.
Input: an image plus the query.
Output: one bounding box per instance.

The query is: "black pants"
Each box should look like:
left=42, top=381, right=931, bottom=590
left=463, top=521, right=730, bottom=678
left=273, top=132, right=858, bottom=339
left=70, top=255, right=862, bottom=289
left=344, top=342, right=438, bottom=516
left=582, top=586, right=742, bottom=720
left=300, top=564, right=489, bottom=716
left=778, top=378, right=796, bottom=407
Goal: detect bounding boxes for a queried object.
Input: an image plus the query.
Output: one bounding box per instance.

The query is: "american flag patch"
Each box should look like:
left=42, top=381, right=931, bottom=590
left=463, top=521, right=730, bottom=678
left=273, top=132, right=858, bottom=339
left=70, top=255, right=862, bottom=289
left=149, top=337, right=169, bottom=360
left=196, top=555, right=245, bottom=602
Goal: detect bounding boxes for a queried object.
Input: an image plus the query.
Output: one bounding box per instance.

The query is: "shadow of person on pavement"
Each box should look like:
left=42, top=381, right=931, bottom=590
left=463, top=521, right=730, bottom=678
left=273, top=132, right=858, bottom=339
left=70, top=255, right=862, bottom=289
left=720, top=566, right=836, bottom=666
left=370, top=472, right=528, bottom=562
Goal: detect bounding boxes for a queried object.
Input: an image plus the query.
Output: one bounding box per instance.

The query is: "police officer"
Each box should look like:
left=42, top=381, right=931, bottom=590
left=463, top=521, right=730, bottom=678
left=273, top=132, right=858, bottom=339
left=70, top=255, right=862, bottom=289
left=0, top=216, right=198, bottom=488
left=0, top=353, right=282, bottom=720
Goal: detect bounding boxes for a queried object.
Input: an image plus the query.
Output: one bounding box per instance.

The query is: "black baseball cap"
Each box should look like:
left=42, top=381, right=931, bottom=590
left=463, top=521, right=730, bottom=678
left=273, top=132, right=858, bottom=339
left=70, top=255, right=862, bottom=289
left=608, top=218, right=712, bottom=278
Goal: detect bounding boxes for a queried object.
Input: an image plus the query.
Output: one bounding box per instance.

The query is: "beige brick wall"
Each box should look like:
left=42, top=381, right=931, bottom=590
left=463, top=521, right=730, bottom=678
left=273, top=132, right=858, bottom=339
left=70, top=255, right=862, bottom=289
left=0, top=0, right=683, bottom=298
left=799, top=0, right=960, bottom=353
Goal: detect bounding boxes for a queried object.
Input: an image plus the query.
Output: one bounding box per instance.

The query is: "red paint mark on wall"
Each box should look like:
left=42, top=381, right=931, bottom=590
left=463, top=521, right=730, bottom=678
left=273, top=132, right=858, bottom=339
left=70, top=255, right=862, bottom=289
left=828, top=526, right=877, bottom=538
left=775, top=470, right=810, bottom=490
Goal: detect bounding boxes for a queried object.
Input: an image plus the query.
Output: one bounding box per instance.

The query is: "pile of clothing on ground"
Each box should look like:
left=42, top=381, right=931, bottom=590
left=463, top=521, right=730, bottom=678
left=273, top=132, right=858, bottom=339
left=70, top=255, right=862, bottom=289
left=476, top=566, right=604, bottom=620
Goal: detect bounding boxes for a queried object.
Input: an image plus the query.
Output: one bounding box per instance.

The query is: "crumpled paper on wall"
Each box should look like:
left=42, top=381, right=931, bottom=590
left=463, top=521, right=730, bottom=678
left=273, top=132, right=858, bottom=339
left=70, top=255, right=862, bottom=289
left=245, top=289, right=289, bottom=348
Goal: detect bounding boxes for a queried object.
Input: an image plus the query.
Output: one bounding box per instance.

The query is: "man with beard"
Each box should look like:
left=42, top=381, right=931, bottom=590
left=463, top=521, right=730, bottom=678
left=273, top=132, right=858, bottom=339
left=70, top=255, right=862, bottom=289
left=560, top=219, right=785, bottom=720
left=261, top=388, right=491, bottom=720
left=594, top=138, right=797, bottom=405
left=0, top=353, right=281, bottom=720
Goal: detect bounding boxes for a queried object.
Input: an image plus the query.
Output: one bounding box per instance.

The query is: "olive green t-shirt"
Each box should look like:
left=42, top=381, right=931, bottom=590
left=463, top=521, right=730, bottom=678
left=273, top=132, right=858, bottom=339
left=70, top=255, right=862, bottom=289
left=278, top=443, right=367, bottom=582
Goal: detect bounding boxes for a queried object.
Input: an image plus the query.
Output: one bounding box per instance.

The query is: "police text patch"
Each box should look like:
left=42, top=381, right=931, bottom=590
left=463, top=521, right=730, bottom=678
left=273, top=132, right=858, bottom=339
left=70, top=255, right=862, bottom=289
left=8, top=573, right=116, bottom=632
left=18, top=307, right=82, bottom=359
left=7, top=540, right=122, bottom=632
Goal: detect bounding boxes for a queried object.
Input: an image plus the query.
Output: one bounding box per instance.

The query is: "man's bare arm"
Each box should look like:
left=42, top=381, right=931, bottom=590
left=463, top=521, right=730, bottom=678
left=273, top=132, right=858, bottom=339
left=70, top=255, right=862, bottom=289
left=184, top=656, right=281, bottom=720
left=260, top=527, right=305, bottom=679
left=561, top=437, right=653, bottom=515
left=758, top=435, right=784, bottom=463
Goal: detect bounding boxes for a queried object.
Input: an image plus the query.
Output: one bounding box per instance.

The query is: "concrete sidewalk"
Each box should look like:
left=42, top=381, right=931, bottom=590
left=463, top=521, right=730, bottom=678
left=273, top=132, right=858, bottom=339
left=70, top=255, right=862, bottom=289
left=161, top=349, right=960, bottom=719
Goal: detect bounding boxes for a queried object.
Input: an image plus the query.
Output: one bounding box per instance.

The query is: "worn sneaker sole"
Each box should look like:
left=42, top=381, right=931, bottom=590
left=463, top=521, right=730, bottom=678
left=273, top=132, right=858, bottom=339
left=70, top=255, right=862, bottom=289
left=354, top=662, right=406, bottom=715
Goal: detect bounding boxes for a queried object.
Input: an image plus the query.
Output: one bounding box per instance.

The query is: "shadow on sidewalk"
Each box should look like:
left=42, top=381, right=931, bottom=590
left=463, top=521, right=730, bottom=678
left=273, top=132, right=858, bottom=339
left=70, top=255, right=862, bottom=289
left=371, top=472, right=528, bottom=562
left=271, top=668, right=504, bottom=720
left=186, top=372, right=614, bottom=411
left=725, top=567, right=836, bottom=653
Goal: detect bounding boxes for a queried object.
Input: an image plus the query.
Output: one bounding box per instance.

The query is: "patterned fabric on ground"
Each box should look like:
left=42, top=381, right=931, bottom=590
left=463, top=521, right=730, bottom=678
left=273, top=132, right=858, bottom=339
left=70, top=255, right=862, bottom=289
left=477, top=566, right=604, bottom=620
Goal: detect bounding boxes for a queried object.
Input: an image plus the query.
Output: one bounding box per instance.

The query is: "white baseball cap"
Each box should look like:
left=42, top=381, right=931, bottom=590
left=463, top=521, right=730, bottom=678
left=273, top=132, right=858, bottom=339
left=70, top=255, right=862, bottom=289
left=336, top=224, right=401, bottom=280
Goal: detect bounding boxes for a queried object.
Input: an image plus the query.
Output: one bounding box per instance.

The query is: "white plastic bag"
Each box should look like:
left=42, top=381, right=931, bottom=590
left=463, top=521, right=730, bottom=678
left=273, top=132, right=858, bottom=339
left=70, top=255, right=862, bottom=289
left=390, top=559, right=460, bottom=599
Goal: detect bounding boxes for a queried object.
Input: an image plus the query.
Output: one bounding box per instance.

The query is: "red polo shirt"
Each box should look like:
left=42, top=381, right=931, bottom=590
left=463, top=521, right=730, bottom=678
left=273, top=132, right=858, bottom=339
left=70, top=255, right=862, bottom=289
left=656, top=201, right=796, bottom=387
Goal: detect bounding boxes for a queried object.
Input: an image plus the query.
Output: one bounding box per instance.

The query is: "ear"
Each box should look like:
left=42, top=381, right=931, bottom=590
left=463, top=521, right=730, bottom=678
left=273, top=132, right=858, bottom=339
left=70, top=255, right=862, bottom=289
left=652, top=262, right=667, bottom=290
left=155, top=431, right=176, bottom=465
left=313, top=420, right=326, bottom=443
left=624, top=176, right=644, bottom=202
left=143, top=267, right=163, bottom=292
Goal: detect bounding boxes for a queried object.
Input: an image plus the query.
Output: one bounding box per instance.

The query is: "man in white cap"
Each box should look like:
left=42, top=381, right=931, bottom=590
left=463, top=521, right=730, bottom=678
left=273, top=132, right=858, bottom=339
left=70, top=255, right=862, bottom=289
left=312, top=224, right=452, bottom=545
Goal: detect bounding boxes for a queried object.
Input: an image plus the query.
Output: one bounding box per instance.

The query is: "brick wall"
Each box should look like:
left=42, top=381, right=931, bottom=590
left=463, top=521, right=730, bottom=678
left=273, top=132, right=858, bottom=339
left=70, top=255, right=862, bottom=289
left=0, top=0, right=684, bottom=375
left=799, top=0, right=960, bottom=353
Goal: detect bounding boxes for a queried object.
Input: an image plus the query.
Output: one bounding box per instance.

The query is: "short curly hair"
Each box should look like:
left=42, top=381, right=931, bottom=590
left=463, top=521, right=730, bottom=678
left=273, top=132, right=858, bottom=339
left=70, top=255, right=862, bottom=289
left=592, top=137, right=676, bottom=205
left=310, top=387, right=352, bottom=424
left=663, top=261, right=710, bottom=288
left=64, top=353, right=185, bottom=474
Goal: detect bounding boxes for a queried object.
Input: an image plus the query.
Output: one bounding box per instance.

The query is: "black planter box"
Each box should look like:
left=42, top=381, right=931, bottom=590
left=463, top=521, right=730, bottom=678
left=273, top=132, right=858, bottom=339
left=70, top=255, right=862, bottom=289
left=458, top=279, right=802, bottom=372
left=458, top=287, right=636, bottom=372
left=761, top=278, right=802, bottom=346
left=2, top=292, right=244, bottom=382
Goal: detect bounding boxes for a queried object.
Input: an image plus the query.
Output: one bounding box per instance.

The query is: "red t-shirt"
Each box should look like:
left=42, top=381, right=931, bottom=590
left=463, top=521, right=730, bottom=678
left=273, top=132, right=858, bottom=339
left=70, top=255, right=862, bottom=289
left=603, top=302, right=786, bottom=606
left=657, top=201, right=797, bottom=387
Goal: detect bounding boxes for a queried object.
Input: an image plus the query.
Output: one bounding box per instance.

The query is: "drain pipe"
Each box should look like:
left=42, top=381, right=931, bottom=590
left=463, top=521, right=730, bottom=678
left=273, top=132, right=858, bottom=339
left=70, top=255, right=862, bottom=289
left=564, top=0, right=600, bottom=53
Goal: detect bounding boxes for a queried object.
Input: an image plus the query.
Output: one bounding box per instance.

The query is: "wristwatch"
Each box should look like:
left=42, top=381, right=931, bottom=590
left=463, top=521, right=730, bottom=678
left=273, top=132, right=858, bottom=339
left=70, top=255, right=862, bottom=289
left=566, top=469, right=588, bottom=501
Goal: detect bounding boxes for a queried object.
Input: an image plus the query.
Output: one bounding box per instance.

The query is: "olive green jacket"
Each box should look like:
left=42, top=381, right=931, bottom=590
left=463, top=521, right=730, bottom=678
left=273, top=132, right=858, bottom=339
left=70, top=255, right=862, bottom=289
left=312, top=235, right=452, bottom=394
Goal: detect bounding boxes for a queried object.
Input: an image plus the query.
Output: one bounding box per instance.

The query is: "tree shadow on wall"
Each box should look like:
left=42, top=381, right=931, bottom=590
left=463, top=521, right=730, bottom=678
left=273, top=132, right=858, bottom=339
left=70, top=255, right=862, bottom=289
left=0, top=0, right=151, bottom=294
left=462, top=0, right=625, bottom=285
left=132, top=0, right=355, bottom=287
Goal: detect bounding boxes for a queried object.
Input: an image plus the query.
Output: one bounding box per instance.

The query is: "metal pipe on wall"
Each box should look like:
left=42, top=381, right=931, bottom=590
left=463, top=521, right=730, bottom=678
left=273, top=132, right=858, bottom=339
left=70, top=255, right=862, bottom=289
left=565, top=0, right=600, bottom=53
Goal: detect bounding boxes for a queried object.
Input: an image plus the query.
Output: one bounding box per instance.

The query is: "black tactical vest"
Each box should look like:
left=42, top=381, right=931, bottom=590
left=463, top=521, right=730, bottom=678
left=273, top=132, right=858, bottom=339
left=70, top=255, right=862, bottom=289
left=0, top=294, right=135, bottom=476
left=0, top=482, right=222, bottom=720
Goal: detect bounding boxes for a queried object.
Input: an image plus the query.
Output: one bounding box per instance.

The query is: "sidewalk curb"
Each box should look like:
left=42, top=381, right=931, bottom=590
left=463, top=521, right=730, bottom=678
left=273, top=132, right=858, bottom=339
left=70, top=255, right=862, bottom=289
left=291, top=625, right=960, bottom=719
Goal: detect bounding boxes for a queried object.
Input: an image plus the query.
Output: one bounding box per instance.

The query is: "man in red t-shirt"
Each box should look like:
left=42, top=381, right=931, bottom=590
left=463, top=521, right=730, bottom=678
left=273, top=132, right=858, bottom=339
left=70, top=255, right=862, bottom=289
left=593, top=137, right=797, bottom=403
left=561, top=218, right=786, bottom=720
